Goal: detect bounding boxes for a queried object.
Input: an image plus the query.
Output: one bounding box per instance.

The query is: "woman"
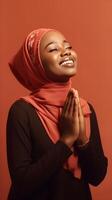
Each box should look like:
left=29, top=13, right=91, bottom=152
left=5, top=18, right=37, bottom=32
left=7, top=28, right=108, bottom=200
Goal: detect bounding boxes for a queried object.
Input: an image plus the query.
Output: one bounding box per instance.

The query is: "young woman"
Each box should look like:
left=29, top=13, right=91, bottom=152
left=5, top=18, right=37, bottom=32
left=7, top=28, right=108, bottom=200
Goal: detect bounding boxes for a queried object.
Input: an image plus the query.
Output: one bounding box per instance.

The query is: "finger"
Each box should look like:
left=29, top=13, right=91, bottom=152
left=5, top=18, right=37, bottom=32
left=64, top=92, right=74, bottom=115
left=78, top=101, right=84, bottom=118
left=73, top=97, right=79, bottom=117
left=68, top=95, right=75, bottom=116
left=72, top=89, right=79, bottom=116
left=78, top=102, right=86, bottom=131
left=74, top=90, right=80, bottom=102
left=62, top=91, right=73, bottom=115
left=73, top=100, right=80, bottom=135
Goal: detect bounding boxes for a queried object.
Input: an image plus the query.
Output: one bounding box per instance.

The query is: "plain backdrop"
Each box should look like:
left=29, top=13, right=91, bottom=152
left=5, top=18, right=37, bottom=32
left=0, top=0, right=112, bottom=199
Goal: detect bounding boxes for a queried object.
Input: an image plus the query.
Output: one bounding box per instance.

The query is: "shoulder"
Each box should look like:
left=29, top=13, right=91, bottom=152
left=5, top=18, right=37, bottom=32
left=8, top=98, right=35, bottom=119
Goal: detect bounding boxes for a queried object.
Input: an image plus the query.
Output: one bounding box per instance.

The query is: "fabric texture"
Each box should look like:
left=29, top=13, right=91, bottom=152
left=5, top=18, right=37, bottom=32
left=9, top=28, right=91, bottom=178
left=6, top=99, right=108, bottom=200
left=9, top=28, right=53, bottom=91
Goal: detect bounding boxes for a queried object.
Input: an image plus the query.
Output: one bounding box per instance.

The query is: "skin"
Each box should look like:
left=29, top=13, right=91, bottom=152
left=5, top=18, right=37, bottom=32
left=59, top=90, right=88, bottom=148
left=40, top=30, right=77, bottom=82
left=40, top=31, right=88, bottom=148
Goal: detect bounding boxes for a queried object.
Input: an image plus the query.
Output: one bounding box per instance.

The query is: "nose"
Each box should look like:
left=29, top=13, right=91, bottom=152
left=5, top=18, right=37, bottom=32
left=60, top=48, right=71, bottom=57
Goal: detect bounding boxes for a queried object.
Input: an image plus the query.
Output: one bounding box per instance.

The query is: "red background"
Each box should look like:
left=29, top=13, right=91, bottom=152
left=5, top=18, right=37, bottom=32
left=0, top=0, right=112, bottom=199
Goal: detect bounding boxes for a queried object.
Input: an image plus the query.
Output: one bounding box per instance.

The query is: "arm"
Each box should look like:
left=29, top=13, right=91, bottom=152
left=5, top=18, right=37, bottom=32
left=76, top=103, right=108, bottom=186
left=6, top=100, right=72, bottom=199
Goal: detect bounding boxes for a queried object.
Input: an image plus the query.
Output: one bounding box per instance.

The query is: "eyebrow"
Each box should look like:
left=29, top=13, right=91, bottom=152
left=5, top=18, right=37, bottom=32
left=45, top=40, right=70, bottom=49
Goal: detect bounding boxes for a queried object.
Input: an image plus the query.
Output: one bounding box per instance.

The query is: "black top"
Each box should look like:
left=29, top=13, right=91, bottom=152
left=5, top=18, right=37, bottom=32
left=6, top=99, right=108, bottom=200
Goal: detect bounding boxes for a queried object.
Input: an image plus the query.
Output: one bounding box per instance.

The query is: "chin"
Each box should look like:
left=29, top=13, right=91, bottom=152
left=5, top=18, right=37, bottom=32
left=61, top=72, right=77, bottom=82
left=67, top=68, right=77, bottom=77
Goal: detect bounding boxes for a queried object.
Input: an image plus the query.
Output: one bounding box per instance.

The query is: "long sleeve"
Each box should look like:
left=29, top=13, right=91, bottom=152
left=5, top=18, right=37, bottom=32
left=76, top=103, right=108, bottom=186
left=6, top=100, right=72, bottom=199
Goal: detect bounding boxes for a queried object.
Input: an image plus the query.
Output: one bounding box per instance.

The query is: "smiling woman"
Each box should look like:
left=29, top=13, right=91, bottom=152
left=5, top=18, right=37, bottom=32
left=7, top=28, right=107, bottom=200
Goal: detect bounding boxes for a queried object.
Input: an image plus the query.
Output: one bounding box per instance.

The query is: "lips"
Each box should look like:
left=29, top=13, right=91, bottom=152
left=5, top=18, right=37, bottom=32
left=61, top=60, right=74, bottom=66
left=59, top=57, right=74, bottom=66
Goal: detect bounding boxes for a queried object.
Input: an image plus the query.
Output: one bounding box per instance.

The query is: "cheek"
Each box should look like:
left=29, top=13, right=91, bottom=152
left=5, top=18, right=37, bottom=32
left=43, top=54, right=59, bottom=68
left=43, top=60, right=61, bottom=80
left=40, top=57, right=57, bottom=77
left=48, top=53, right=59, bottom=64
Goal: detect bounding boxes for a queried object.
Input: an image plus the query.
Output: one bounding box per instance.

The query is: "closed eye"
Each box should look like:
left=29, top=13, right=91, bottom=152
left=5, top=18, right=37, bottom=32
left=66, top=46, right=72, bottom=50
left=49, top=48, right=58, bottom=52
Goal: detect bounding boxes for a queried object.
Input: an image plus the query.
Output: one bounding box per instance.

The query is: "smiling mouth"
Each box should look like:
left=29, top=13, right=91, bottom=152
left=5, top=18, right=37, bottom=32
left=61, top=60, right=74, bottom=66
left=59, top=58, right=74, bottom=67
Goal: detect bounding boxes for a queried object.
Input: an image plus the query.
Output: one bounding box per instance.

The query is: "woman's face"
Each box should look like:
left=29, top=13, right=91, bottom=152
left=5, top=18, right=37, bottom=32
left=39, top=30, right=77, bottom=82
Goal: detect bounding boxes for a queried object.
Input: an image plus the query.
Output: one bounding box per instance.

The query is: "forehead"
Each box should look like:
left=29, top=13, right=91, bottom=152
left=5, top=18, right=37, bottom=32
left=40, top=31, right=66, bottom=48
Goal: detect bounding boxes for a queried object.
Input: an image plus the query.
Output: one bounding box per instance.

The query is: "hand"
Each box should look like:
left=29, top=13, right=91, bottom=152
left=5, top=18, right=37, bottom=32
left=58, top=89, right=80, bottom=148
left=58, top=89, right=88, bottom=148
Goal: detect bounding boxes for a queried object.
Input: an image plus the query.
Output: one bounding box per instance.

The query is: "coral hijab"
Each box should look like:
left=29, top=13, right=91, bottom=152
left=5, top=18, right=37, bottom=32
left=9, top=28, right=91, bottom=178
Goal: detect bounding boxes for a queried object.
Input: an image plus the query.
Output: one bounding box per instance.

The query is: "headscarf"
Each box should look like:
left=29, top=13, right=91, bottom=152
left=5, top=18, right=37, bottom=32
left=9, top=28, right=91, bottom=178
